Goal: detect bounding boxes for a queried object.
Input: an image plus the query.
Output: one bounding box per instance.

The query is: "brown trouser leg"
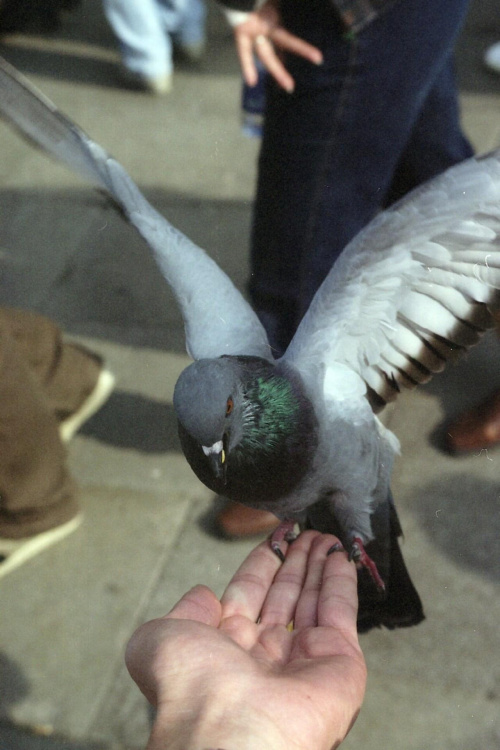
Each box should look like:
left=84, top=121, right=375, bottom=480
left=2, top=307, right=102, bottom=421
left=0, top=308, right=98, bottom=538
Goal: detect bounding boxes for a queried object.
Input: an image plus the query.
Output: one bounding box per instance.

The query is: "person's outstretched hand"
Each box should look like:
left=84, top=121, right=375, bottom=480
left=126, top=530, right=367, bottom=750
left=233, top=0, right=322, bottom=92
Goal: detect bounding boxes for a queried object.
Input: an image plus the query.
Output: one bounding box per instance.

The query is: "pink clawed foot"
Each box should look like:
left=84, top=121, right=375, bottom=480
left=270, top=519, right=298, bottom=563
left=349, top=536, right=386, bottom=592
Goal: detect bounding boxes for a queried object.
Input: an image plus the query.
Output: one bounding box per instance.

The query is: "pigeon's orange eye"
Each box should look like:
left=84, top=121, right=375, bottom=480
left=226, top=397, right=234, bottom=416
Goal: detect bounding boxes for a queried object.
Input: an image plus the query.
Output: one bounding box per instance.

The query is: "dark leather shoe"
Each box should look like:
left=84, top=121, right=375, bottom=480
left=216, top=501, right=279, bottom=538
left=446, top=389, right=500, bottom=451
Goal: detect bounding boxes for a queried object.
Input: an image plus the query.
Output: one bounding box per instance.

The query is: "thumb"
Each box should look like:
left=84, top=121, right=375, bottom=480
left=164, top=584, right=222, bottom=626
left=125, top=586, right=222, bottom=704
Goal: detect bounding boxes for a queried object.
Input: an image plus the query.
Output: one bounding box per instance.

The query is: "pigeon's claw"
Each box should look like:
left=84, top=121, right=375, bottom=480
left=271, top=543, right=286, bottom=563
left=327, top=542, right=344, bottom=555
left=350, top=536, right=386, bottom=593
left=270, top=519, right=298, bottom=563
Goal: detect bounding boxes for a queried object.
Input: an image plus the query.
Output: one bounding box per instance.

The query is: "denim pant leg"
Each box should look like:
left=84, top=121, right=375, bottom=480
left=249, top=0, right=471, bottom=353
left=384, top=56, right=474, bottom=206
left=104, top=0, right=173, bottom=77
left=166, top=0, right=206, bottom=46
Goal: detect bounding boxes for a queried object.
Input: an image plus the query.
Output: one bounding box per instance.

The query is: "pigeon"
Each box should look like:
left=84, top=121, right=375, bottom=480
left=2, top=57, right=500, bottom=631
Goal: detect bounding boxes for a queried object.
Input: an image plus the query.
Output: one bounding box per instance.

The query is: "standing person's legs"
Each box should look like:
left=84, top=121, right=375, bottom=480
left=383, top=55, right=474, bottom=207
left=0, top=308, right=114, bottom=576
left=104, top=0, right=206, bottom=89
left=225, top=0, right=471, bottom=537
left=249, top=0, right=471, bottom=354
left=2, top=307, right=115, bottom=442
left=103, top=0, right=173, bottom=89
left=0, top=316, right=79, bottom=575
left=160, top=0, right=206, bottom=53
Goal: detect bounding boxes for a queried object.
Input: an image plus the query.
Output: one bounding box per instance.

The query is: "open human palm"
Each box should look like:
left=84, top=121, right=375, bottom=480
left=126, top=531, right=366, bottom=750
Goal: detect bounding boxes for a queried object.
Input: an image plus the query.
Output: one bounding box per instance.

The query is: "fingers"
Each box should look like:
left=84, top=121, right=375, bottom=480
left=317, top=541, right=359, bottom=633
left=291, top=533, right=358, bottom=633
left=234, top=21, right=323, bottom=92
left=220, top=538, right=284, bottom=622
left=270, top=26, right=323, bottom=67
left=253, top=35, right=295, bottom=93
left=220, top=532, right=357, bottom=631
left=253, top=32, right=322, bottom=93
left=258, top=530, right=323, bottom=626
left=288, top=533, right=341, bottom=629
left=253, top=532, right=354, bottom=631
left=236, top=31, right=260, bottom=87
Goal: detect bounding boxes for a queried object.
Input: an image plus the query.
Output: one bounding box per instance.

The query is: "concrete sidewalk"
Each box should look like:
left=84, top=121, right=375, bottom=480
left=0, top=1, right=499, bottom=748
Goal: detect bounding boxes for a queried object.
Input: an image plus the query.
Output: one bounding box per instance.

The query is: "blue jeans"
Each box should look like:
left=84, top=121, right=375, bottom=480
left=104, top=0, right=206, bottom=77
left=249, top=0, right=473, bottom=355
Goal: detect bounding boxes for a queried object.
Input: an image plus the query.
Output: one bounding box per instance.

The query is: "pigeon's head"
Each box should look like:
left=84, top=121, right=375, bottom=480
left=173, top=356, right=319, bottom=503
left=173, top=358, right=247, bottom=484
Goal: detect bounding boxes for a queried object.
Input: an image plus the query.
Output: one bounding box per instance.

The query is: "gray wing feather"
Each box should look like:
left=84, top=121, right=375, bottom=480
left=284, top=150, right=500, bottom=409
left=0, top=55, right=272, bottom=362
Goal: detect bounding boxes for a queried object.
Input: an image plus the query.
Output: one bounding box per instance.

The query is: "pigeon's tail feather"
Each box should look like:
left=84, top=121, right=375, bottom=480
left=306, top=492, right=424, bottom=633
left=356, top=498, right=424, bottom=632
left=356, top=504, right=425, bottom=632
left=0, top=55, right=272, bottom=362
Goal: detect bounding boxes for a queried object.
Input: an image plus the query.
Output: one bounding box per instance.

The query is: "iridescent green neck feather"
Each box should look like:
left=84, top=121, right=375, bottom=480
left=240, top=375, right=302, bottom=454
left=226, top=363, right=318, bottom=504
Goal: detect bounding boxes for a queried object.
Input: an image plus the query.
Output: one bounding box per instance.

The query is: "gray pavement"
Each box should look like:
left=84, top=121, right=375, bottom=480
left=0, top=1, right=500, bottom=748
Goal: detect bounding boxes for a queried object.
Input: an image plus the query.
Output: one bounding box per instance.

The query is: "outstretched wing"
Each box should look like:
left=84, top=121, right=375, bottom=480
left=283, top=150, right=500, bottom=411
left=0, top=55, right=272, bottom=362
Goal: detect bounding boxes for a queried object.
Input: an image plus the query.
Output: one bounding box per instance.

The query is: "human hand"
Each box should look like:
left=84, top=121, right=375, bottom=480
left=126, top=530, right=366, bottom=750
left=233, top=0, right=322, bottom=92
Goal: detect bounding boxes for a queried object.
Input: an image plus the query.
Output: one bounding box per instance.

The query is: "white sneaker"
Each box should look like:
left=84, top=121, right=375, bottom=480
left=0, top=513, right=83, bottom=579
left=121, top=68, right=173, bottom=95
left=59, top=368, right=115, bottom=443
left=484, top=41, right=500, bottom=74
left=176, top=40, right=205, bottom=63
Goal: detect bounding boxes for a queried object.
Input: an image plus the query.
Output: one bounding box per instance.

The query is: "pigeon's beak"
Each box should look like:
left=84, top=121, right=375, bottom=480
left=209, top=449, right=227, bottom=483
left=202, top=440, right=227, bottom=484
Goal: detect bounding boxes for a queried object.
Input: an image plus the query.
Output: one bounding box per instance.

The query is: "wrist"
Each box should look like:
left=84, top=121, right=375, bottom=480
left=147, top=687, right=290, bottom=750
